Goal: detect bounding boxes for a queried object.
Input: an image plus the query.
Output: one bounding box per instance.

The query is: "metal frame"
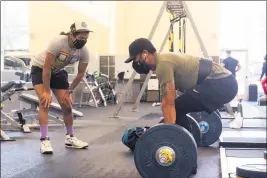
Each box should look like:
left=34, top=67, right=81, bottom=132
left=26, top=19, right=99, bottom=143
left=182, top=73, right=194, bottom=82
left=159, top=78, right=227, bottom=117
left=111, top=1, right=211, bottom=118
left=110, top=1, right=168, bottom=118
left=131, top=23, right=174, bottom=112
left=1, top=130, right=16, bottom=141
left=219, top=136, right=267, bottom=149
left=220, top=147, right=267, bottom=178
left=220, top=148, right=229, bottom=178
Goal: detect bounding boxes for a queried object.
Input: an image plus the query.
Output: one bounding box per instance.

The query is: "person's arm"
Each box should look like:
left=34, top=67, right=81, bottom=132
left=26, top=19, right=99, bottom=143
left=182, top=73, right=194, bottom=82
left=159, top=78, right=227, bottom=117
left=43, top=37, right=62, bottom=92
left=236, top=62, right=241, bottom=72
left=260, top=62, right=265, bottom=80
left=69, top=47, right=90, bottom=91
left=221, top=59, right=226, bottom=67
left=43, top=53, right=56, bottom=92
left=157, top=62, right=176, bottom=124
left=69, top=62, right=88, bottom=91
left=161, top=80, right=176, bottom=124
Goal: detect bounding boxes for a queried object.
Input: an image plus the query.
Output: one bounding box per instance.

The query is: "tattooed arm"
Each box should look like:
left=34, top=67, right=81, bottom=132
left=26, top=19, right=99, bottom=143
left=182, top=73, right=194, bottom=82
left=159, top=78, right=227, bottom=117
left=156, top=61, right=176, bottom=124
left=161, top=80, right=176, bottom=124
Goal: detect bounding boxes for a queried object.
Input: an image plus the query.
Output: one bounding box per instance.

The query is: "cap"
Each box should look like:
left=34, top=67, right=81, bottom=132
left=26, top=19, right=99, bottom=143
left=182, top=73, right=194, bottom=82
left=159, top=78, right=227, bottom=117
left=124, top=38, right=156, bottom=63
left=70, top=21, right=93, bottom=33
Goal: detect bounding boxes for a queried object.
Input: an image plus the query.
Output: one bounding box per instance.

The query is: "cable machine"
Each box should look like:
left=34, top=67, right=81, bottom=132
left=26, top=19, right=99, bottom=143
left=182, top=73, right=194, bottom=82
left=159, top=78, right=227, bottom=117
left=111, top=1, right=210, bottom=118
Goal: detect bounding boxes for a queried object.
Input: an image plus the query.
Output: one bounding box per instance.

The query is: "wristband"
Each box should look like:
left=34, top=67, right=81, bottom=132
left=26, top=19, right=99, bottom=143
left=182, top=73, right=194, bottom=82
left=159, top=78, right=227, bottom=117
left=68, top=89, right=74, bottom=94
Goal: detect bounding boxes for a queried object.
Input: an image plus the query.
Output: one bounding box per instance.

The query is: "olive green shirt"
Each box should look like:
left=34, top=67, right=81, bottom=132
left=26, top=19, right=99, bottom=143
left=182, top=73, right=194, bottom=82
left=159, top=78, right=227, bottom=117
left=155, top=52, right=231, bottom=92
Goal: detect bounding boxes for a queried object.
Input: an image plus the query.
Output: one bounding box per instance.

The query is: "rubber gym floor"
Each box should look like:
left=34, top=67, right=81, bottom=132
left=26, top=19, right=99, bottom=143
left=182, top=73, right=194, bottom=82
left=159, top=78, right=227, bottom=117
left=1, top=102, right=266, bottom=178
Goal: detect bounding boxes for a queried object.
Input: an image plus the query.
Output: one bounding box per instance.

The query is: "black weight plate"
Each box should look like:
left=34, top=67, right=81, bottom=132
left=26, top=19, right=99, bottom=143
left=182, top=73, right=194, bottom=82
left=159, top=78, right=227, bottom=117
left=264, top=151, right=267, bottom=159
left=158, top=116, right=201, bottom=147
left=189, top=111, right=222, bottom=147
left=186, top=115, right=201, bottom=147
left=236, top=164, right=267, bottom=178
left=134, top=124, right=198, bottom=178
left=214, top=109, right=221, bottom=118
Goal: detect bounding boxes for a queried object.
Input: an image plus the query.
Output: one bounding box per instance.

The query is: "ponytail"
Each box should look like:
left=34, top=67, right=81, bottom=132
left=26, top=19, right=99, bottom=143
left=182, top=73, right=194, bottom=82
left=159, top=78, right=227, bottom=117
left=60, top=31, right=70, bottom=36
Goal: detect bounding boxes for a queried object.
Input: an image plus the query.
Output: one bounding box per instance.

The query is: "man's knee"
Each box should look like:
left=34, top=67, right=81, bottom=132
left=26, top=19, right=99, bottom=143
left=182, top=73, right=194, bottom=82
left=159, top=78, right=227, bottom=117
left=61, top=103, right=72, bottom=116
left=38, top=104, right=50, bottom=112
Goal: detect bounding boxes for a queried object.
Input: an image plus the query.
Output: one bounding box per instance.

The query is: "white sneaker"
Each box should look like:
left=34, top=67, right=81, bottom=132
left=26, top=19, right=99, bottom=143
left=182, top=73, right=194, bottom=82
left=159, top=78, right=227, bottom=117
left=40, top=137, right=53, bottom=154
left=65, top=135, right=89, bottom=149
left=229, top=112, right=244, bottom=129
left=155, top=102, right=161, bottom=106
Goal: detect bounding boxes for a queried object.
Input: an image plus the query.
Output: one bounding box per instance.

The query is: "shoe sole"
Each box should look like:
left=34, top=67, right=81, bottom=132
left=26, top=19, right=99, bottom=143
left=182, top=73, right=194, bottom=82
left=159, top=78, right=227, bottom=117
left=65, top=144, right=88, bottom=149
left=41, top=150, right=53, bottom=154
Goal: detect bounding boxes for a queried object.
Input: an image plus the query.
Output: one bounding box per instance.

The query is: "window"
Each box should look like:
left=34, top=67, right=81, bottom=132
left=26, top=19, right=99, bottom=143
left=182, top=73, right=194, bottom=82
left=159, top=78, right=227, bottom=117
left=1, top=1, right=30, bottom=71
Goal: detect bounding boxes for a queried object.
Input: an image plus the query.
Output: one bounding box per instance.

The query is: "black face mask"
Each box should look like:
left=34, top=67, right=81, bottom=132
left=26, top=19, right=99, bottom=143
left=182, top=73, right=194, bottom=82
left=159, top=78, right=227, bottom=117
left=132, top=60, right=151, bottom=74
left=73, top=39, right=87, bottom=49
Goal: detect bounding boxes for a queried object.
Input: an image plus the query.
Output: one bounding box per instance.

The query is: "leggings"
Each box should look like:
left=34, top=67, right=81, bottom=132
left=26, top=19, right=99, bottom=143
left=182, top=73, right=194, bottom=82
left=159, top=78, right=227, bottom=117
left=261, top=77, right=267, bottom=94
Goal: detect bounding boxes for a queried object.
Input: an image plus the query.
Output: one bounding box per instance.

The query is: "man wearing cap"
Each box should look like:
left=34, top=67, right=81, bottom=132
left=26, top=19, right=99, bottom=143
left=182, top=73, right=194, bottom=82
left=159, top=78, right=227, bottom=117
left=30, top=21, right=93, bottom=154
left=125, top=38, right=238, bottom=130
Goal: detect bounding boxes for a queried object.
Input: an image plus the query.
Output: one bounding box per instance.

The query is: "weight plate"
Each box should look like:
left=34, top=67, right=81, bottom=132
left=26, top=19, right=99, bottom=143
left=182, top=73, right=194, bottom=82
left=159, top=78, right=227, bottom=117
left=214, top=109, right=221, bottom=118
left=186, top=115, right=201, bottom=147
left=189, top=111, right=222, bottom=147
left=236, top=164, right=267, bottom=178
left=158, top=116, right=201, bottom=147
left=134, top=124, right=198, bottom=178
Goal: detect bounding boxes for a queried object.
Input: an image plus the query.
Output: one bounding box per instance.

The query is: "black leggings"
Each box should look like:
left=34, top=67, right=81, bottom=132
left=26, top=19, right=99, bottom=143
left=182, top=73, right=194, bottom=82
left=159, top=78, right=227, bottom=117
left=175, top=75, right=238, bottom=129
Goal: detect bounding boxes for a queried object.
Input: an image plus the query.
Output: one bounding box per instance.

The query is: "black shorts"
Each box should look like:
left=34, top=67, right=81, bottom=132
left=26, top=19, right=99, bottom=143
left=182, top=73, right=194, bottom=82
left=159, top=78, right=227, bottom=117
left=175, top=75, right=238, bottom=127
left=31, top=66, right=69, bottom=90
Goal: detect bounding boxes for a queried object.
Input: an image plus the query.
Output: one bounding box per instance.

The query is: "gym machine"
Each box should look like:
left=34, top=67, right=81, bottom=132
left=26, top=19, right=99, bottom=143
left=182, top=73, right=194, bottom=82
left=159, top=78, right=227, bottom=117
left=78, top=72, right=105, bottom=108
left=5, top=56, right=32, bottom=82
left=79, top=71, right=117, bottom=108
left=111, top=1, right=212, bottom=119
left=1, top=80, right=35, bottom=141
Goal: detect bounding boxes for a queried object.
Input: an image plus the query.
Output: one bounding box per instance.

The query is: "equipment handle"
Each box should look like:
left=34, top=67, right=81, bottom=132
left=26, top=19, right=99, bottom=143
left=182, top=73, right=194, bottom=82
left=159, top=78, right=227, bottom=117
left=14, top=87, right=34, bottom=92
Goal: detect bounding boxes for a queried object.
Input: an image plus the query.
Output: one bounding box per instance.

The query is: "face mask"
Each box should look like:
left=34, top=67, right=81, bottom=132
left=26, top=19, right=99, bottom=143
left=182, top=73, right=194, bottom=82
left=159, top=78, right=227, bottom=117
left=73, top=39, right=87, bottom=49
left=132, top=60, right=151, bottom=74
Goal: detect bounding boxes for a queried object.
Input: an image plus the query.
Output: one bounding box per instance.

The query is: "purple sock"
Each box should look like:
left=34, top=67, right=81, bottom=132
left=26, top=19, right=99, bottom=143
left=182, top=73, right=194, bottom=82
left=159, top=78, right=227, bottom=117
left=66, top=126, right=74, bottom=136
left=40, top=125, right=48, bottom=138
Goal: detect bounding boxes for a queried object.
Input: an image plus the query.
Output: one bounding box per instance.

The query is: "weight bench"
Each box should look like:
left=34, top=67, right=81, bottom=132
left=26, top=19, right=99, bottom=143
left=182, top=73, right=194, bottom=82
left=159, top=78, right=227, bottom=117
left=19, top=93, right=83, bottom=117
left=11, top=93, right=83, bottom=133
left=1, top=80, right=36, bottom=138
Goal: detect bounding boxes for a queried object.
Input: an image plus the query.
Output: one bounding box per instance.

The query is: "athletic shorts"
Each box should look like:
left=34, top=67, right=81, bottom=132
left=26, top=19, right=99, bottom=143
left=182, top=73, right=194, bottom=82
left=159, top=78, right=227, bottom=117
left=31, top=66, right=69, bottom=90
left=175, top=75, right=238, bottom=128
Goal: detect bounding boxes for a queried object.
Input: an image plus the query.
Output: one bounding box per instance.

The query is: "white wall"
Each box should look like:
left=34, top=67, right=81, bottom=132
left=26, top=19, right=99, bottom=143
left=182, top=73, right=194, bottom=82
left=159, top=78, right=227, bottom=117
left=1, top=1, right=30, bottom=51
left=1, top=2, right=4, bottom=71
left=115, top=1, right=220, bottom=56
left=220, top=1, right=266, bottom=60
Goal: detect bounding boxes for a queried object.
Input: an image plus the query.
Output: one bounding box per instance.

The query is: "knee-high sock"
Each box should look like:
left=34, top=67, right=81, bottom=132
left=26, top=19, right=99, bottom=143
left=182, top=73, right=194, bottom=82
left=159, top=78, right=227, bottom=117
left=64, top=114, right=74, bottom=135
left=40, top=125, right=48, bottom=138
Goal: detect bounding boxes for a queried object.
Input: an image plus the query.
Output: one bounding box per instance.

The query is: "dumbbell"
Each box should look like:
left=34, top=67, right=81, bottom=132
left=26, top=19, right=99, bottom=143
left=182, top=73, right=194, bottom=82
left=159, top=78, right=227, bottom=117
left=134, top=124, right=198, bottom=178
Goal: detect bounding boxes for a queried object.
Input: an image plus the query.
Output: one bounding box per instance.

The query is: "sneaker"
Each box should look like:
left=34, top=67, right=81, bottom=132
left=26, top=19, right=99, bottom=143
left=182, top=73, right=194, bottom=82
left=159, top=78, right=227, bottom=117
left=40, top=137, right=53, bottom=154
left=65, top=135, right=89, bottom=149
left=229, top=112, right=243, bottom=129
